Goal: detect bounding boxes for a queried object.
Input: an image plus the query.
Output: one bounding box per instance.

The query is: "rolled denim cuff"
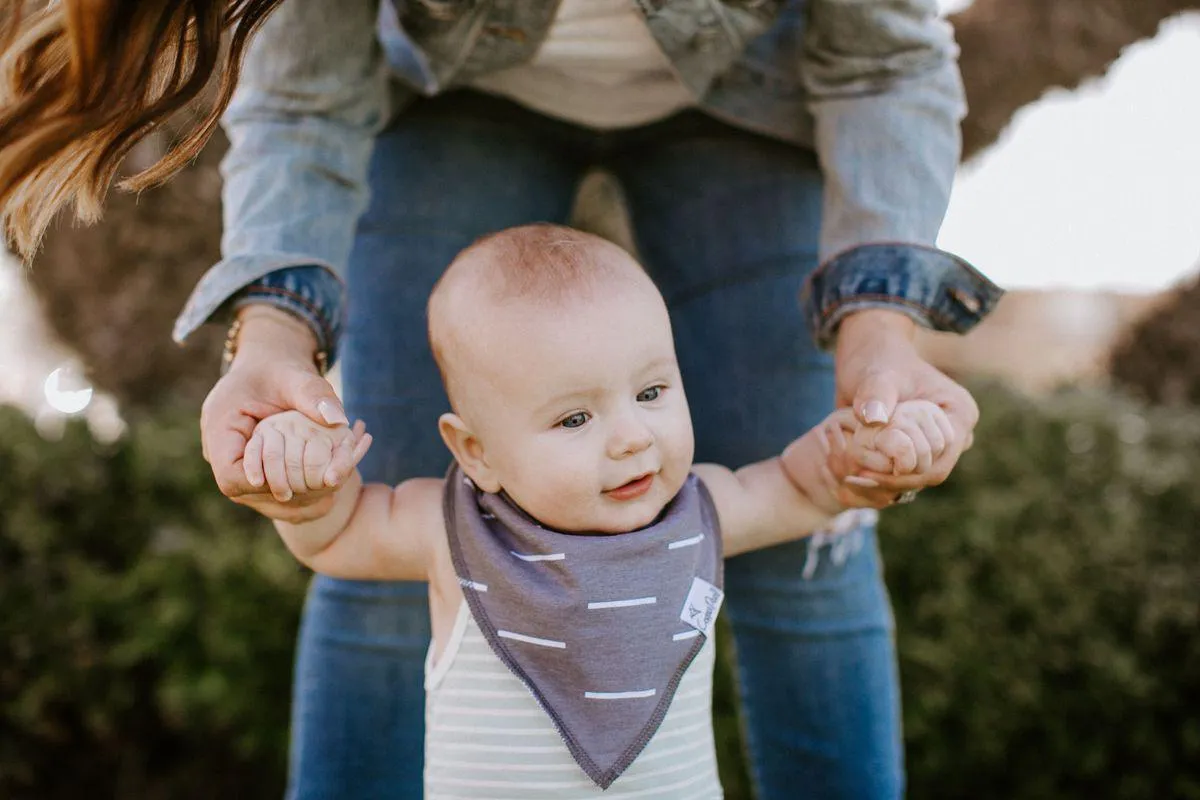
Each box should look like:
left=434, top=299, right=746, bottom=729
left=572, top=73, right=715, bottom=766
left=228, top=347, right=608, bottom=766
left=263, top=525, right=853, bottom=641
left=231, top=265, right=345, bottom=367
left=173, top=260, right=345, bottom=367
left=802, top=243, right=1004, bottom=350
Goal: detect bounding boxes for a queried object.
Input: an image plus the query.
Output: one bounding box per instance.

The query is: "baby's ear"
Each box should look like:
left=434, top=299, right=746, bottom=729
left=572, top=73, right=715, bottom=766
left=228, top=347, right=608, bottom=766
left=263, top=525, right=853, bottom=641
left=437, top=413, right=502, bottom=492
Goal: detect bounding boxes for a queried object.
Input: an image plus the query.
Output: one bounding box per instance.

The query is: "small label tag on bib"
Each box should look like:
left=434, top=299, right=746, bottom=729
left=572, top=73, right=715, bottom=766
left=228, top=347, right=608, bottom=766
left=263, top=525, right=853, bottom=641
left=680, top=577, right=724, bottom=636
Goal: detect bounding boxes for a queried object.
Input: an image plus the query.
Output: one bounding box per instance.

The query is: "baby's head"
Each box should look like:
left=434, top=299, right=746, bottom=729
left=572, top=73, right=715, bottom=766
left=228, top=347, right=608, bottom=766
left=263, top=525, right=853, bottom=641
left=428, top=224, right=694, bottom=534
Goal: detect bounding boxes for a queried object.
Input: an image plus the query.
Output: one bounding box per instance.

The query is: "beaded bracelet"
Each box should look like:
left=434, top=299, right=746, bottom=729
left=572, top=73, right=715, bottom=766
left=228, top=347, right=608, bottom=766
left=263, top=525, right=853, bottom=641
left=220, top=315, right=329, bottom=377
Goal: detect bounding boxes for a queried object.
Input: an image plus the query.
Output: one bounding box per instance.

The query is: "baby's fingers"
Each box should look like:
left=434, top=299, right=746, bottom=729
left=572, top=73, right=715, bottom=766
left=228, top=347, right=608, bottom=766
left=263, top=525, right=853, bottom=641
left=259, top=426, right=294, bottom=502
left=324, top=435, right=353, bottom=488
left=304, top=436, right=333, bottom=491
left=323, top=420, right=368, bottom=488
left=933, top=408, right=958, bottom=454
left=283, top=434, right=310, bottom=497
left=243, top=431, right=266, bottom=489
left=353, top=431, right=373, bottom=466
left=850, top=426, right=894, bottom=474
left=876, top=422, right=930, bottom=476
left=818, top=416, right=851, bottom=475
left=915, top=407, right=949, bottom=461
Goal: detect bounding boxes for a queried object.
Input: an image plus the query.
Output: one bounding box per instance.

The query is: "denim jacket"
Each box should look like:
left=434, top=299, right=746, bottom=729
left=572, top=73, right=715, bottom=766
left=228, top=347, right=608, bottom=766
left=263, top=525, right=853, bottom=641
left=173, top=0, right=1003, bottom=363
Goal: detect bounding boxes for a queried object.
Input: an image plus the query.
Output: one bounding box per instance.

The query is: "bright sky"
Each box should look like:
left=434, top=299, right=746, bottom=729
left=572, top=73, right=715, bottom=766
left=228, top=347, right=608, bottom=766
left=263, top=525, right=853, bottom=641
left=936, top=5, right=1200, bottom=293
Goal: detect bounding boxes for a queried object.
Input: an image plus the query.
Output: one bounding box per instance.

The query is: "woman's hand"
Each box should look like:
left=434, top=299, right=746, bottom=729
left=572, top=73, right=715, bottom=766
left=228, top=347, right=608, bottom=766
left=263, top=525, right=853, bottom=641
left=200, top=306, right=355, bottom=524
left=831, top=309, right=978, bottom=508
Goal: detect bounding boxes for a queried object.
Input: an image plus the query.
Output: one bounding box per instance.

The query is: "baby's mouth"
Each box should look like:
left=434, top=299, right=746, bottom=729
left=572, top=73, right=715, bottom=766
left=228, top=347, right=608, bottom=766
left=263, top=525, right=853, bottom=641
left=605, top=472, right=655, bottom=501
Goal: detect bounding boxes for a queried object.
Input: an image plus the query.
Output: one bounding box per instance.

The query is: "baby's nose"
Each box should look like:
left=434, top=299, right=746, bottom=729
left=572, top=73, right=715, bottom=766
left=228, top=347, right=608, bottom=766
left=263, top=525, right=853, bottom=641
left=608, top=417, right=654, bottom=458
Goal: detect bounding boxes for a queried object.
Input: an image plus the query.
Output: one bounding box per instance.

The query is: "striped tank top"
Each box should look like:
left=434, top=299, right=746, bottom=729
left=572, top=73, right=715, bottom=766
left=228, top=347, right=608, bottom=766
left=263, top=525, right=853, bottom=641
left=425, top=602, right=723, bottom=798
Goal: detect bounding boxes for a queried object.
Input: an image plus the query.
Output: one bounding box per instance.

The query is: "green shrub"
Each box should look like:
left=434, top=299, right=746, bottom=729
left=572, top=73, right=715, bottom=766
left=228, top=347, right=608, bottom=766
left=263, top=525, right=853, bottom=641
left=884, top=384, right=1200, bottom=799
left=0, top=405, right=305, bottom=800
left=3, top=382, right=1200, bottom=799
left=1109, top=275, right=1200, bottom=407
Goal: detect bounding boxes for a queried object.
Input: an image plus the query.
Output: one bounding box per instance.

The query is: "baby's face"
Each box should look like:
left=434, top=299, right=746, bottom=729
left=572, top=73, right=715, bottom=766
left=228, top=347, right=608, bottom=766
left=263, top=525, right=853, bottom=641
left=455, top=280, right=694, bottom=534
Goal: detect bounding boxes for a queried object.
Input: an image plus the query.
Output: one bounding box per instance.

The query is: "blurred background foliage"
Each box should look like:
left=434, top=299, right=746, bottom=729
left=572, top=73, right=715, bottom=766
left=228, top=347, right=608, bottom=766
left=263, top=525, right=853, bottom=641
left=5, top=378, right=1200, bottom=798
left=1109, top=271, right=1200, bottom=408
left=0, top=405, right=305, bottom=799
left=6, top=0, right=1200, bottom=797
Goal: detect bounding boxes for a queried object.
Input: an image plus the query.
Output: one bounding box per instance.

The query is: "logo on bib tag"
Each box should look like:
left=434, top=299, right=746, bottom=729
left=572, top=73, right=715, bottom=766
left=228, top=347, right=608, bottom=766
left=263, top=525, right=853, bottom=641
left=680, top=577, right=724, bottom=636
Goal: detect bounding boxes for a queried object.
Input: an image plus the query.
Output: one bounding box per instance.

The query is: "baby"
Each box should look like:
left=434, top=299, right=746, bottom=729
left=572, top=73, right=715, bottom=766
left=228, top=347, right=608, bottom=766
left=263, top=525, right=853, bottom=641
left=244, top=224, right=955, bottom=798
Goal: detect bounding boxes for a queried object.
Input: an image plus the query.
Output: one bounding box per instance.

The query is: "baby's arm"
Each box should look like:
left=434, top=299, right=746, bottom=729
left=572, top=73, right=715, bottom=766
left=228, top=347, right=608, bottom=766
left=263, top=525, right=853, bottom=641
left=244, top=411, right=444, bottom=581
left=696, top=400, right=955, bottom=557
left=692, top=410, right=852, bottom=557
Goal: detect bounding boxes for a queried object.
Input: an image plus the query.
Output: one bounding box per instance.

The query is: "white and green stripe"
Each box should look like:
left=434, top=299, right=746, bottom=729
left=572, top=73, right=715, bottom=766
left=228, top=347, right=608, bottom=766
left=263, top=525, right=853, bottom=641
left=424, top=603, right=721, bottom=799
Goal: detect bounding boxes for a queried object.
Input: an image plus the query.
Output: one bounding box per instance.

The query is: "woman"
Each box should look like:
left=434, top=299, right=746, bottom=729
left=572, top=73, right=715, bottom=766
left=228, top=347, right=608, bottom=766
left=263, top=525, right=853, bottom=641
left=0, top=1, right=1002, bottom=797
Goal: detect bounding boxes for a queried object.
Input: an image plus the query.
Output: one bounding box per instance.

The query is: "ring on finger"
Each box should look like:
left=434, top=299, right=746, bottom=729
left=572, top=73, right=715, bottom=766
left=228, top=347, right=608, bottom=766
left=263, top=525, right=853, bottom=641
left=893, top=489, right=920, bottom=505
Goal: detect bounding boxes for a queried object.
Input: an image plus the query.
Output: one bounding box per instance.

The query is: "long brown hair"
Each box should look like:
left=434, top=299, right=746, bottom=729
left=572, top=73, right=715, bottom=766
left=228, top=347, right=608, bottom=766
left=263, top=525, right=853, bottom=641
left=0, top=0, right=284, bottom=260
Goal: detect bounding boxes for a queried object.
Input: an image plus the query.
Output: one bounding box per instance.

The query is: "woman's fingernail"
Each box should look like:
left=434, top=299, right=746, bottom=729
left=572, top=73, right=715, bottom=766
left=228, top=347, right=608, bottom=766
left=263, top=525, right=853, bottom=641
left=862, top=401, right=889, bottom=425
left=318, top=400, right=349, bottom=426
left=844, top=475, right=880, bottom=488
left=324, top=470, right=339, bottom=487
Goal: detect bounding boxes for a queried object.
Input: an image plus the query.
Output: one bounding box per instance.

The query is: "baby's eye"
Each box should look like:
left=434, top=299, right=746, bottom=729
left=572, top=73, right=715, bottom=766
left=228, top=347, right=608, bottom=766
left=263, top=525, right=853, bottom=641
left=559, top=412, right=590, bottom=429
left=637, top=386, right=663, bottom=403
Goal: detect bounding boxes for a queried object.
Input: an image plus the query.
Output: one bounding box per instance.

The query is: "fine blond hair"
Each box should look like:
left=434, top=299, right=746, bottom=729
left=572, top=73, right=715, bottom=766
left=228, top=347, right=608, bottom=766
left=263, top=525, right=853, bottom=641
left=427, top=223, right=646, bottom=404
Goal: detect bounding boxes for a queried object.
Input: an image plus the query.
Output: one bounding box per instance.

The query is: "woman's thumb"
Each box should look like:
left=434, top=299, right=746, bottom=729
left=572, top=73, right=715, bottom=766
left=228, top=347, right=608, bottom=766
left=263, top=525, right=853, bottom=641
left=854, top=371, right=899, bottom=427
left=288, top=372, right=348, bottom=427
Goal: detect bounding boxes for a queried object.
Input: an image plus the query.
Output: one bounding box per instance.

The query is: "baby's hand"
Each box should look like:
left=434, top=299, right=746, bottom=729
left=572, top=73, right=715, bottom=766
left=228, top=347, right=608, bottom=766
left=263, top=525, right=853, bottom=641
left=849, top=400, right=955, bottom=478
left=243, top=410, right=372, bottom=503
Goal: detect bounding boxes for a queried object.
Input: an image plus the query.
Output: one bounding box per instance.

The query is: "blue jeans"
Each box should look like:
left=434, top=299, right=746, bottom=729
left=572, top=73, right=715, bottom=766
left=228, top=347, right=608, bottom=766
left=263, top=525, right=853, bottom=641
left=287, top=92, right=902, bottom=799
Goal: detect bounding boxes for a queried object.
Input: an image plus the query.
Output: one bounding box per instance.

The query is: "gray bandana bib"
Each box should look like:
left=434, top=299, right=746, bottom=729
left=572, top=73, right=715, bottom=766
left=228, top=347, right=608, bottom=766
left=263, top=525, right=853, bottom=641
left=442, top=465, right=724, bottom=789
